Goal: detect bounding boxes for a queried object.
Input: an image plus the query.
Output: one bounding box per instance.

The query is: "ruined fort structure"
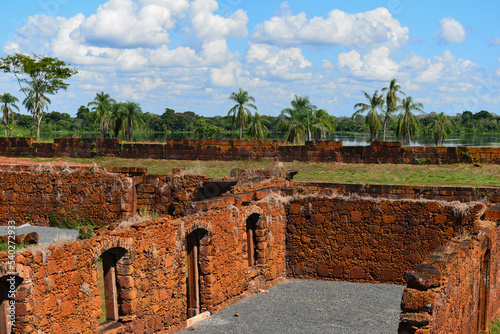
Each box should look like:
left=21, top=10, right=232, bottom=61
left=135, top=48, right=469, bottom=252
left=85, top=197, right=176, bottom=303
left=0, top=142, right=499, bottom=333
left=1, top=137, right=500, bottom=164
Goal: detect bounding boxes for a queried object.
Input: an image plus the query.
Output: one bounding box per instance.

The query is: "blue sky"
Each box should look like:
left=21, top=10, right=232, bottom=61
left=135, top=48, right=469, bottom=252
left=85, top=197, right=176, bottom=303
left=1, top=0, right=500, bottom=118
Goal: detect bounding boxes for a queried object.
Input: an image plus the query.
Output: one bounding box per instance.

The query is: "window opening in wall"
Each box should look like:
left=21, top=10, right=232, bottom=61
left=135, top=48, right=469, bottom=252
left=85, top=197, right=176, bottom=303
left=187, top=229, right=208, bottom=318
left=98, top=248, right=127, bottom=324
left=0, top=275, right=22, bottom=334
left=246, top=214, right=261, bottom=267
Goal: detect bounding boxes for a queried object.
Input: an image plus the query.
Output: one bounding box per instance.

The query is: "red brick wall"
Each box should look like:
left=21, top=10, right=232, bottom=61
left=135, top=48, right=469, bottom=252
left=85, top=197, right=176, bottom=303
left=285, top=196, right=484, bottom=284
left=0, top=168, right=134, bottom=226
left=136, top=174, right=209, bottom=216
left=0, top=193, right=287, bottom=334
left=295, top=182, right=500, bottom=203
left=1, top=137, right=500, bottom=164
left=399, top=221, right=500, bottom=333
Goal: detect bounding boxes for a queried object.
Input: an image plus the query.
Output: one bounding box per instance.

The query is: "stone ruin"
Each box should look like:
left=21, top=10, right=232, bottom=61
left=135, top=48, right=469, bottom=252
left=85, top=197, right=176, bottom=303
left=0, top=162, right=499, bottom=333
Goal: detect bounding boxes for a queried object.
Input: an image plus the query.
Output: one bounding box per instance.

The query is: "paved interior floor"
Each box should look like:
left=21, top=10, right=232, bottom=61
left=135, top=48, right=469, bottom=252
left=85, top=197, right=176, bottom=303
left=180, top=279, right=404, bottom=334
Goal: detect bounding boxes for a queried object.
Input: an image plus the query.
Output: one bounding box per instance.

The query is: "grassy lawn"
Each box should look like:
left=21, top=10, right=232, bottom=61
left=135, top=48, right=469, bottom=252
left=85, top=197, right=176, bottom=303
left=16, top=156, right=500, bottom=188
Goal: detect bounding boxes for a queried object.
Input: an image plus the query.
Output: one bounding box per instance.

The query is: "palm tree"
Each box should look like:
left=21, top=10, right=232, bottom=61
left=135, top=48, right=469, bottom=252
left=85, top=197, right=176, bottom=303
left=21, top=80, right=51, bottom=140
left=280, top=95, right=315, bottom=144
left=353, top=90, right=384, bottom=141
left=110, top=102, right=124, bottom=139
left=88, top=92, right=116, bottom=138
left=121, top=101, right=144, bottom=141
left=228, top=88, right=257, bottom=140
left=394, top=96, right=424, bottom=146
left=0, top=93, right=20, bottom=137
left=381, top=78, right=405, bottom=141
left=314, top=109, right=335, bottom=140
left=247, top=112, right=268, bottom=140
left=428, top=112, right=453, bottom=146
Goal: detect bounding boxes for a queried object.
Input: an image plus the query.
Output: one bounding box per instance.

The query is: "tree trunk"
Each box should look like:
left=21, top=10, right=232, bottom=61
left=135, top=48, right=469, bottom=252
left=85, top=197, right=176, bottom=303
left=36, top=114, right=42, bottom=141
left=305, top=128, right=312, bottom=142
left=383, top=118, right=387, bottom=141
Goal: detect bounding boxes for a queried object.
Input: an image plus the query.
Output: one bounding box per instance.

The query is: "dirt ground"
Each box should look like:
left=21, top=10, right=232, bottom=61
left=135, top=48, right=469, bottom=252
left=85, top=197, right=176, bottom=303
left=0, top=157, right=92, bottom=168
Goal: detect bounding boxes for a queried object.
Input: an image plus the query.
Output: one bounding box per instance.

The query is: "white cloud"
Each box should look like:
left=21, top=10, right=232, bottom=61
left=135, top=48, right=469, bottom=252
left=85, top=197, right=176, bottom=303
left=210, top=61, right=238, bottom=87
left=251, top=7, right=408, bottom=49
left=116, top=49, right=148, bottom=71
left=75, top=70, right=106, bottom=83
left=149, top=45, right=199, bottom=67
left=74, top=0, right=189, bottom=48
left=489, top=36, right=500, bottom=46
left=337, top=47, right=399, bottom=80
left=201, top=39, right=235, bottom=66
left=188, top=0, right=248, bottom=41
left=433, top=17, right=466, bottom=44
left=415, top=63, right=445, bottom=83
left=434, top=50, right=455, bottom=63
left=246, top=43, right=313, bottom=80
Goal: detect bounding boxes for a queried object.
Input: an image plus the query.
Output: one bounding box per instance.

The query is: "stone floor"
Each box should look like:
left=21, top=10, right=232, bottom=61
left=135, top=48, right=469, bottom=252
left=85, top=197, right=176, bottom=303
left=179, top=279, right=405, bottom=334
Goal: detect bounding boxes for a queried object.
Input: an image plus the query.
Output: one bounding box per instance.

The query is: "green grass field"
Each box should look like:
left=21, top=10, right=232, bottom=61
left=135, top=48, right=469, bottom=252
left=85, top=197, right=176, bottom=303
left=19, top=156, right=500, bottom=188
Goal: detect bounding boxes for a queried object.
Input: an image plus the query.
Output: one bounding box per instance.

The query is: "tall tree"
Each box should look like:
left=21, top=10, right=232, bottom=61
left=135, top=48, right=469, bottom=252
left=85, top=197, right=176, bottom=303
left=247, top=112, right=268, bottom=140
left=0, top=53, right=77, bottom=140
left=280, top=95, right=315, bottom=144
left=0, top=93, right=20, bottom=137
left=394, top=96, right=424, bottom=146
left=110, top=102, right=124, bottom=139
left=121, top=101, right=144, bottom=141
left=314, top=109, right=335, bottom=140
left=228, top=88, right=257, bottom=140
left=353, top=90, right=384, bottom=141
left=381, top=78, right=405, bottom=141
left=21, top=80, right=51, bottom=138
left=88, top=92, right=115, bottom=138
left=428, top=112, right=453, bottom=146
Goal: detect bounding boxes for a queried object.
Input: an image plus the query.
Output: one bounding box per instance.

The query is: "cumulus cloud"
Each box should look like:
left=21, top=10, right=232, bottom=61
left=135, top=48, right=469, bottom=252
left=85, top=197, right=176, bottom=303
left=210, top=61, right=239, bottom=87
left=246, top=43, right=313, bottom=80
left=433, top=17, right=466, bottom=44
left=188, top=0, right=248, bottom=42
left=74, top=0, right=189, bottom=48
left=251, top=6, right=409, bottom=49
left=415, top=63, right=445, bottom=83
left=5, top=0, right=246, bottom=70
left=337, top=47, right=399, bottom=80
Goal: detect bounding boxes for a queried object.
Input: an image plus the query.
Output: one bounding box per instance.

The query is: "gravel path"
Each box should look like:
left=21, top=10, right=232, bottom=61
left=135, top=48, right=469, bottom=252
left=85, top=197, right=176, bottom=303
left=180, top=279, right=404, bottom=334
left=0, top=224, right=79, bottom=244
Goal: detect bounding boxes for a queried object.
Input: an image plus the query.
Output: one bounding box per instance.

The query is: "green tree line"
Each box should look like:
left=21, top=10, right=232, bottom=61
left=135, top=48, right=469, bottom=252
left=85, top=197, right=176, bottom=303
left=0, top=55, right=498, bottom=145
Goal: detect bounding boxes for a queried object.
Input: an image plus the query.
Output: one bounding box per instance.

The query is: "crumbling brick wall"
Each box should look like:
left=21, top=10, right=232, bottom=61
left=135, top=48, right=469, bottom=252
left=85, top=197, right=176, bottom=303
left=399, top=219, right=499, bottom=333
left=295, top=182, right=499, bottom=203
left=1, top=137, right=500, bottom=164
left=285, top=196, right=484, bottom=284
left=136, top=174, right=209, bottom=216
left=0, top=167, right=134, bottom=226
left=0, top=191, right=287, bottom=333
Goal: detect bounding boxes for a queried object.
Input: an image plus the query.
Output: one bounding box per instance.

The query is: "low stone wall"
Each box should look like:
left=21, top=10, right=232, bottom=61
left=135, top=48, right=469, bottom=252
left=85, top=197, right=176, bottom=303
left=399, top=220, right=500, bottom=333
left=0, top=166, right=136, bottom=226
left=285, top=196, right=485, bottom=284
left=1, top=137, right=500, bottom=164
left=0, top=190, right=287, bottom=333
left=295, top=182, right=500, bottom=203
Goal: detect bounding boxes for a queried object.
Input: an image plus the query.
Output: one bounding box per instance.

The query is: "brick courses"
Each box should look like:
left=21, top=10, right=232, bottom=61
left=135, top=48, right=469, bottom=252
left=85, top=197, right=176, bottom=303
left=1, top=138, right=500, bottom=164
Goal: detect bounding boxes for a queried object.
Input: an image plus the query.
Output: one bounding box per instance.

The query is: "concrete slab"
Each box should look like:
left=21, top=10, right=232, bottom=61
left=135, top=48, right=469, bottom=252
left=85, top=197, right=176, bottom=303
left=179, top=279, right=404, bottom=334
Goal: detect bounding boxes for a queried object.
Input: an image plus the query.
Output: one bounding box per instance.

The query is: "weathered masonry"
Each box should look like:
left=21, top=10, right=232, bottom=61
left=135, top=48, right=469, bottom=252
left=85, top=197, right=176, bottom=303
left=1, top=137, right=500, bottom=164
left=0, top=163, right=499, bottom=333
